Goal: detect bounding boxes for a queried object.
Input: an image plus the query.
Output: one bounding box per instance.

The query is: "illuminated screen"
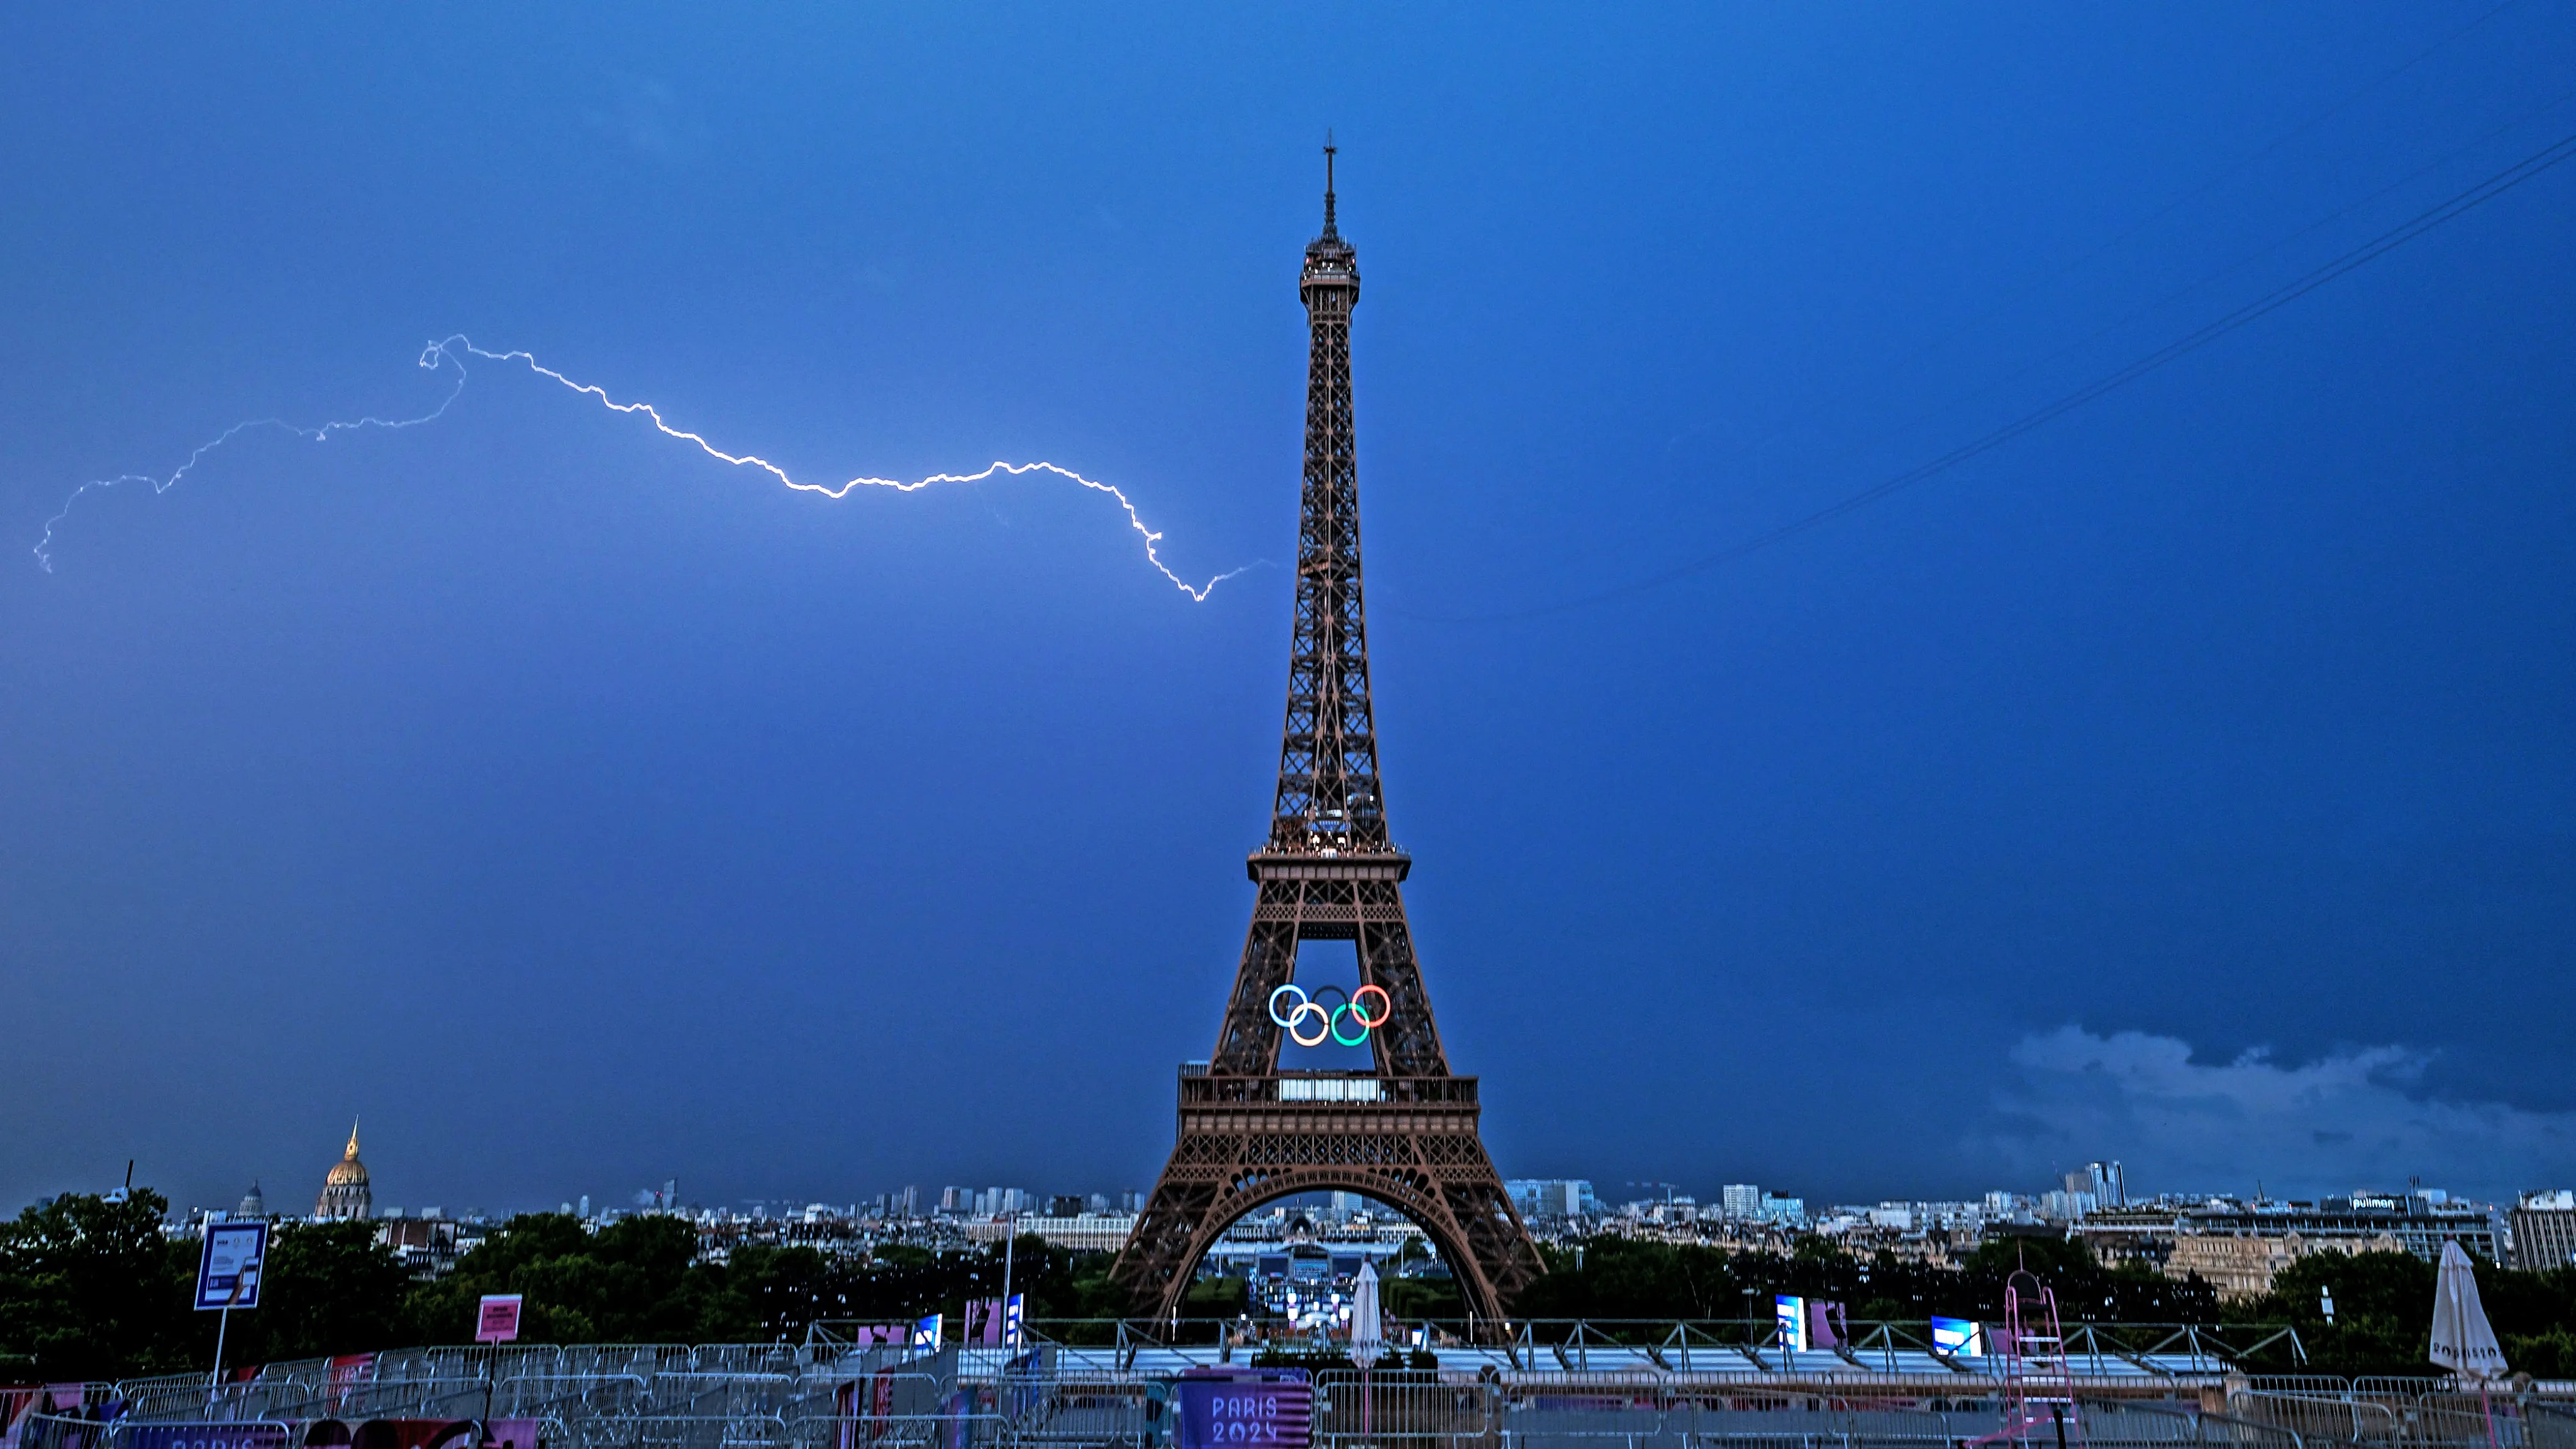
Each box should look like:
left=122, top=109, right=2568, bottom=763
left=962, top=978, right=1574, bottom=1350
left=1931, top=1316, right=1986, bottom=1358
left=1774, top=1294, right=1807, bottom=1352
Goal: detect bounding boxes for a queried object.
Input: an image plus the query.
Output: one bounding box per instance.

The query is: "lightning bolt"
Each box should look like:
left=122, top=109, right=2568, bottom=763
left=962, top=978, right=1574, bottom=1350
left=33, top=334, right=1253, bottom=601
left=33, top=357, right=472, bottom=573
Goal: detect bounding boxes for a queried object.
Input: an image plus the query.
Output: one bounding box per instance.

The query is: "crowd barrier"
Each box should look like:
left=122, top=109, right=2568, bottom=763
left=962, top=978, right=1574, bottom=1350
left=8, top=1348, right=2573, bottom=1449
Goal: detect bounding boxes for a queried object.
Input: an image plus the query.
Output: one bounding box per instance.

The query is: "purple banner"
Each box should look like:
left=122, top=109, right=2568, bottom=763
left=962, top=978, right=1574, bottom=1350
left=1176, top=1370, right=1312, bottom=1449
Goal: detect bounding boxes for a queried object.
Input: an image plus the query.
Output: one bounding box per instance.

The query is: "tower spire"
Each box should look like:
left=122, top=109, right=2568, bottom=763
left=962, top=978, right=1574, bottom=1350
left=1283, top=141, right=1370, bottom=857
left=1322, top=132, right=1338, bottom=237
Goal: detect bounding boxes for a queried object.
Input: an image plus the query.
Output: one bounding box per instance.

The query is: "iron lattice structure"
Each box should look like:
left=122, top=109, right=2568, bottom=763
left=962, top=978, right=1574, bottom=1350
left=1112, top=153, right=1542, bottom=1330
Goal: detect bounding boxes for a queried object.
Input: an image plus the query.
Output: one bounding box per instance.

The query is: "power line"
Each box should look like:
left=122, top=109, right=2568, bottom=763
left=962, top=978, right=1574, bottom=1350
left=1772, top=82, right=2576, bottom=514
left=1648, top=1, right=2537, bottom=486
left=1858, top=0, right=2531, bottom=387
left=1420, top=128, right=2576, bottom=625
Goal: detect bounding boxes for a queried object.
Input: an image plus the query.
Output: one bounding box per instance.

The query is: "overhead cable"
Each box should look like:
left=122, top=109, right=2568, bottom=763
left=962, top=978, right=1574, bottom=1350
left=1427, top=128, right=2576, bottom=624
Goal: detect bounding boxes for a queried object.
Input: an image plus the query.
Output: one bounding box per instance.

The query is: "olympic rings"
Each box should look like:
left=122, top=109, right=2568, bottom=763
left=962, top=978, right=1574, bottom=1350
left=1268, top=983, right=1396, bottom=1048
left=1351, top=984, right=1392, bottom=1026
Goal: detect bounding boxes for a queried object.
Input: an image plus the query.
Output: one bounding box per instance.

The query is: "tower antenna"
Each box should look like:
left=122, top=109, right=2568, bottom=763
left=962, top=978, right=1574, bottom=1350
left=1323, top=131, right=1338, bottom=235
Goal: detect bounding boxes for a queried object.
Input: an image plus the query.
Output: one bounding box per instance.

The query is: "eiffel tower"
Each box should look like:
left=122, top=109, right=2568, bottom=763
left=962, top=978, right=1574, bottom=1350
left=1111, top=148, right=1543, bottom=1330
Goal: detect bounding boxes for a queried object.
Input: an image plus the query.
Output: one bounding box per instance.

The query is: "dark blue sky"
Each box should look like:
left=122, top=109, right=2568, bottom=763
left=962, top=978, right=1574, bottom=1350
left=5, top=4, right=2573, bottom=1219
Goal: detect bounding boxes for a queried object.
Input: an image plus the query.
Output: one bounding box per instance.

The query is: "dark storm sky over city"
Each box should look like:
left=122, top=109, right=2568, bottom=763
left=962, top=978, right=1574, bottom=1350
left=4, top=4, right=2574, bottom=1218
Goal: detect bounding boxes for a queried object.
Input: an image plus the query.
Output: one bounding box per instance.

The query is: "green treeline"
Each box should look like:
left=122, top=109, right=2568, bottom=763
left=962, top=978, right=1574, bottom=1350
left=10, top=1192, right=2576, bottom=1383
left=1518, top=1236, right=2576, bottom=1378
left=1517, top=1235, right=2212, bottom=1323
left=0, top=1192, right=1145, bottom=1381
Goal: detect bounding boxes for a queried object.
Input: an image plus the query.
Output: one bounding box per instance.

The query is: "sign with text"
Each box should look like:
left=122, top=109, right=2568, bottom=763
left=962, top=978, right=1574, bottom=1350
left=1177, top=1368, right=1312, bottom=1449
left=194, top=1222, right=269, bottom=1311
left=476, top=1294, right=525, bottom=1343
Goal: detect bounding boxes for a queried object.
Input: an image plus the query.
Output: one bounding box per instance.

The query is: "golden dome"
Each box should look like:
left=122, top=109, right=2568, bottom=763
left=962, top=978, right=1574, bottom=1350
left=315, top=1118, right=374, bottom=1220
left=326, top=1121, right=369, bottom=1187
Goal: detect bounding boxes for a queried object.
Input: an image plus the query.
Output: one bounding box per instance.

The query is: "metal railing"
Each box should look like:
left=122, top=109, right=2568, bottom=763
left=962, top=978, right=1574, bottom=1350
left=2229, top=1380, right=2568, bottom=1449
left=28, top=1340, right=2572, bottom=1449
left=947, top=1318, right=2301, bottom=1374
left=1179, top=1075, right=1482, bottom=1106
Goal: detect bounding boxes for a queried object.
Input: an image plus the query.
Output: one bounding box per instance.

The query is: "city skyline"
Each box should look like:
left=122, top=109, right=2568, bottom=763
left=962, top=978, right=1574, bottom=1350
left=8, top=4, right=2576, bottom=1216
left=92, top=1114, right=2575, bottom=1239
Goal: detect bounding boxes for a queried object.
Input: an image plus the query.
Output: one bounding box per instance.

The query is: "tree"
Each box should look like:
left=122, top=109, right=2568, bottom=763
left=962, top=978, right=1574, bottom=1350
left=2484, top=1265, right=2576, bottom=1379
left=0, top=1191, right=194, bottom=1380
left=2241, top=1251, right=2576, bottom=1378
left=402, top=1213, right=704, bottom=1345
left=1510, top=1239, right=1748, bottom=1324
left=228, top=1220, right=413, bottom=1362
left=2241, top=1250, right=2436, bottom=1376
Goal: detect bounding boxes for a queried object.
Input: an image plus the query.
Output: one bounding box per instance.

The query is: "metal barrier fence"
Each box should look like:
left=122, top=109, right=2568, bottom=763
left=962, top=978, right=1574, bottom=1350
left=15, top=1346, right=2575, bottom=1449
left=1296, top=1375, right=2296, bottom=1449
left=40, top=1347, right=1160, bottom=1449
left=2228, top=1383, right=2576, bottom=1449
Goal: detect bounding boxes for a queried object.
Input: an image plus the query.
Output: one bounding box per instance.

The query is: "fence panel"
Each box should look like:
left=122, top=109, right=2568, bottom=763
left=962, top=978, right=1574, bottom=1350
left=2230, top=1389, right=2402, bottom=1444
left=1313, top=1370, right=1495, bottom=1449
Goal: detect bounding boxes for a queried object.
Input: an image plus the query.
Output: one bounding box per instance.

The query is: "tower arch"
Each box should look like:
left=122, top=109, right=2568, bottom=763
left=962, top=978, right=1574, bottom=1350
left=1139, top=1169, right=1521, bottom=1328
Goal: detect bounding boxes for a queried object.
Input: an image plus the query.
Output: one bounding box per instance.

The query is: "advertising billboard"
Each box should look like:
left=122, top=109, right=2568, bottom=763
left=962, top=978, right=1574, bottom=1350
left=1175, top=1368, right=1313, bottom=1449
left=194, top=1222, right=269, bottom=1312
left=1931, top=1316, right=1987, bottom=1358
left=1774, top=1295, right=1806, bottom=1352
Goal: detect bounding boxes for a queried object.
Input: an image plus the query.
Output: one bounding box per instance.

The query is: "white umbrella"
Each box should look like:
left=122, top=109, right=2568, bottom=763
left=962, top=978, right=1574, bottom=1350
left=2429, top=1240, right=2509, bottom=1382
left=1351, top=1260, right=1384, bottom=1368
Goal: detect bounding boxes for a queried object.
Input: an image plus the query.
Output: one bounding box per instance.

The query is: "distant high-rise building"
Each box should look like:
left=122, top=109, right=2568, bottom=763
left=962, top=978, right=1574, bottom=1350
left=579, top=1194, right=591, bottom=1219
left=2064, top=1162, right=2124, bottom=1208
left=1506, top=1180, right=1596, bottom=1219
left=1721, top=1184, right=1764, bottom=1220
left=2091, top=1162, right=2127, bottom=1207
left=941, top=1186, right=963, bottom=1212
left=2513, top=1191, right=2576, bottom=1270
left=316, top=1121, right=372, bottom=1221
left=2051, top=1166, right=2123, bottom=1220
